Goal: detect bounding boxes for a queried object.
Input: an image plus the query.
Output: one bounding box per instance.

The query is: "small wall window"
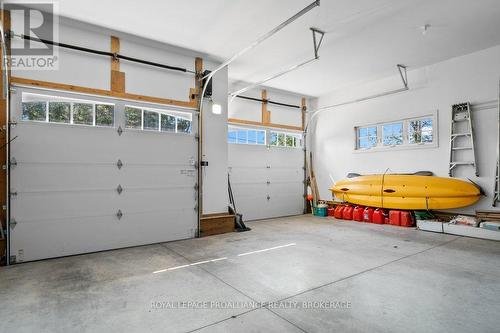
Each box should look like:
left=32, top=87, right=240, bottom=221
left=228, top=126, right=266, bottom=145
left=355, top=113, right=437, bottom=151
left=21, top=93, right=115, bottom=127
left=357, top=126, right=377, bottom=149
left=382, top=122, right=403, bottom=146
left=124, top=105, right=192, bottom=134
left=408, top=118, right=433, bottom=144
left=270, top=131, right=302, bottom=148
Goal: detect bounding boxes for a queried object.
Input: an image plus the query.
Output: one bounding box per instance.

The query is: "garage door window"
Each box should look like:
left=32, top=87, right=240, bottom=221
left=73, top=103, right=94, bottom=125
left=124, top=106, right=142, bottom=129
left=124, top=105, right=192, bottom=133
left=270, top=131, right=302, bottom=148
left=22, top=101, right=46, bottom=121
left=228, top=126, right=266, bottom=145
left=21, top=93, right=115, bottom=127
left=95, top=104, right=115, bottom=127
left=144, top=110, right=159, bottom=130
left=48, top=102, right=71, bottom=123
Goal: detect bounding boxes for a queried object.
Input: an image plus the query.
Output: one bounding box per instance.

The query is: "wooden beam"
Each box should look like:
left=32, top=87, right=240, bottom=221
left=194, top=57, right=203, bottom=105
left=301, top=97, right=307, bottom=130
left=261, top=89, right=270, bottom=124
left=11, top=77, right=198, bottom=109
left=110, top=36, right=120, bottom=71
left=228, top=118, right=303, bottom=131
left=0, top=9, right=10, bottom=265
left=110, top=36, right=125, bottom=93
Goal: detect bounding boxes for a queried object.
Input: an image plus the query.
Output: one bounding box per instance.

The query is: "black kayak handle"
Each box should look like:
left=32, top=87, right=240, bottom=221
left=383, top=189, right=396, bottom=193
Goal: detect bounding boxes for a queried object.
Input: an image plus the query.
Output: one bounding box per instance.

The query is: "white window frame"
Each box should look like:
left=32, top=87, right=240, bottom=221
left=381, top=121, right=404, bottom=147
left=227, top=126, right=266, bottom=145
left=354, top=112, right=438, bottom=152
left=269, top=130, right=302, bottom=148
left=124, top=105, right=192, bottom=134
left=21, top=93, right=115, bottom=128
left=356, top=126, right=378, bottom=150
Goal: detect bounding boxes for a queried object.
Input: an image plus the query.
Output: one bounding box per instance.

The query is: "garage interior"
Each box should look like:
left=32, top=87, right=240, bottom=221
left=0, top=1, right=500, bottom=332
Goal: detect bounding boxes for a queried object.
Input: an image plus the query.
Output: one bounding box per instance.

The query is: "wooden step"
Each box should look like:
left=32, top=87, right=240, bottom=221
left=200, top=213, right=235, bottom=237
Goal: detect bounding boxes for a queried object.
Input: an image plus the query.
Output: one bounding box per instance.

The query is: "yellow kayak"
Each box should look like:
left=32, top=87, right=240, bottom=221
left=330, top=174, right=481, bottom=210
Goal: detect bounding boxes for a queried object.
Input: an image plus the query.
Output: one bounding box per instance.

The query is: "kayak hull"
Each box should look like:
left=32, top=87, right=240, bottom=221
left=330, top=175, right=481, bottom=210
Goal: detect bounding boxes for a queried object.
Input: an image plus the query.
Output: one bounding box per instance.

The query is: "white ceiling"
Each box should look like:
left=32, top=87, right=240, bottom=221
left=58, top=0, right=500, bottom=97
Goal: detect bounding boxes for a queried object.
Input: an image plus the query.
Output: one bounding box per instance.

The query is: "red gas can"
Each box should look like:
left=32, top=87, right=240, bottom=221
left=352, top=206, right=364, bottom=222
left=400, top=211, right=415, bottom=227
left=333, top=205, right=345, bottom=219
left=363, top=207, right=374, bottom=223
left=372, top=209, right=386, bottom=224
left=389, top=210, right=401, bottom=226
left=343, top=206, right=354, bottom=220
left=327, top=207, right=335, bottom=217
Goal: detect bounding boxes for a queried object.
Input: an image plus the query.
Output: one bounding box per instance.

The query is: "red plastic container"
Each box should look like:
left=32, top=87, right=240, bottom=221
left=389, top=210, right=401, bottom=226
left=363, top=207, right=374, bottom=223
left=327, top=207, right=335, bottom=217
left=333, top=205, right=345, bottom=219
left=343, top=206, right=354, bottom=220
left=353, top=206, right=364, bottom=222
left=372, top=209, right=386, bottom=224
left=400, top=211, right=415, bottom=227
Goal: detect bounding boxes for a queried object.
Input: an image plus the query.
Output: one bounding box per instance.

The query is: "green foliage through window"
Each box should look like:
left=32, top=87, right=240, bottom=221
left=22, top=102, right=46, bottom=121
left=49, top=102, right=70, bottom=123
left=73, top=103, right=93, bottom=125
left=95, top=104, right=114, bottom=127
left=125, top=107, right=142, bottom=129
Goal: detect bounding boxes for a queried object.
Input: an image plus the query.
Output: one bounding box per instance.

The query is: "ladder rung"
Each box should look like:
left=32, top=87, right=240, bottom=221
left=450, top=161, right=475, bottom=165
left=451, top=133, right=472, bottom=137
left=452, top=146, right=473, bottom=150
left=452, top=118, right=469, bottom=122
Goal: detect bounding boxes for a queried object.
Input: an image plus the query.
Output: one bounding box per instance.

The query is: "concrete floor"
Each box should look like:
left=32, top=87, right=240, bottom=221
left=1, top=215, right=500, bottom=333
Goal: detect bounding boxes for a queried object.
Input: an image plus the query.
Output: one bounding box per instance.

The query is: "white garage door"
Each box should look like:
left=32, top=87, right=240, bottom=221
left=9, top=87, right=198, bottom=263
left=228, top=127, right=305, bottom=221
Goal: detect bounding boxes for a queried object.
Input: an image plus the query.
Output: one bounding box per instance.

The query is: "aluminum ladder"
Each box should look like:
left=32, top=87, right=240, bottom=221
left=449, top=102, right=478, bottom=177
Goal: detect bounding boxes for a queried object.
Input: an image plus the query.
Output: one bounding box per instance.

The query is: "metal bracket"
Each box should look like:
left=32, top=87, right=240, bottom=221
left=266, top=195, right=271, bottom=201
left=266, top=180, right=271, bottom=185
left=9, top=121, right=17, bottom=127
left=10, top=218, right=17, bottom=229
left=9, top=157, right=17, bottom=168
left=194, top=183, right=199, bottom=191
left=397, top=64, right=408, bottom=89
left=311, top=27, right=325, bottom=59
left=10, top=190, right=17, bottom=197
left=116, top=159, right=123, bottom=170
left=116, top=209, right=123, bottom=220
left=117, top=126, right=123, bottom=136
left=116, top=184, right=123, bottom=195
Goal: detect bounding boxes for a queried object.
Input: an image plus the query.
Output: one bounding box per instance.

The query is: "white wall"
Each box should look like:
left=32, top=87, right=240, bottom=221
left=312, top=45, right=500, bottom=214
left=11, top=16, right=229, bottom=215
left=228, top=83, right=305, bottom=128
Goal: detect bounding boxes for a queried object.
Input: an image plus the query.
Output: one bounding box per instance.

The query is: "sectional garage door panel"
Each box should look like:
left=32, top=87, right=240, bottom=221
left=228, top=143, right=304, bottom=221
left=9, top=88, right=197, bottom=262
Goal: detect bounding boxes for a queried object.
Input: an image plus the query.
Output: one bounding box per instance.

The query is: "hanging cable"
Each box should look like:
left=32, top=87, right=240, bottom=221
left=12, top=33, right=196, bottom=74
